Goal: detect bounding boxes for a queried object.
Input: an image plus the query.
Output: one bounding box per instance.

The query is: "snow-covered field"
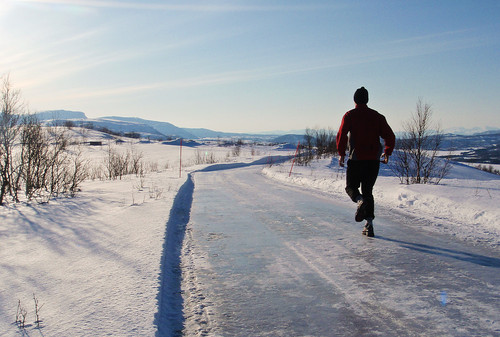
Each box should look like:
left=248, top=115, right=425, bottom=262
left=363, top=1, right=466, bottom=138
left=0, top=139, right=267, bottom=336
left=0, top=138, right=499, bottom=336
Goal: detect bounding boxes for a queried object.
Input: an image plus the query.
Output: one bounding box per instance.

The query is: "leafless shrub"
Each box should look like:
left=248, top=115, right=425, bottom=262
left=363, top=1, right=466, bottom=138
left=194, top=149, right=218, bottom=165
left=149, top=185, right=163, bottom=199
left=89, top=165, right=106, bottom=181
left=315, top=127, right=336, bottom=159
left=391, top=98, right=451, bottom=184
left=33, top=293, right=43, bottom=328
left=18, top=115, right=47, bottom=201
left=297, top=127, right=337, bottom=166
left=66, top=146, right=89, bottom=196
left=129, top=146, right=144, bottom=177
left=104, top=143, right=149, bottom=180
left=1, top=76, right=87, bottom=204
left=44, top=128, right=71, bottom=198
left=0, top=75, right=23, bottom=204
left=232, top=145, right=241, bottom=157
left=476, top=164, right=500, bottom=175
left=15, top=300, right=28, bottom=329
left=104, top=143, right=129, bottom=180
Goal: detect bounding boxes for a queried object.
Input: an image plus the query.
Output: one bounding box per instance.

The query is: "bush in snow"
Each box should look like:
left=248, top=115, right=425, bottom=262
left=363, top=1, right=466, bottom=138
left=0, top=75, right=23, bottom=204
left=391, top=98, right=451, bottom=184
left=298, top=127, right=337, bottom=166
left=0, top=75, right=88, bottom=204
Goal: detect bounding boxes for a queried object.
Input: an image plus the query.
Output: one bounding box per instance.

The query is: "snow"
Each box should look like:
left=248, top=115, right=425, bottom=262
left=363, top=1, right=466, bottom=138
left=0, top=136, right=499, bottom=336
left=263, top=157, right=500, bottom=248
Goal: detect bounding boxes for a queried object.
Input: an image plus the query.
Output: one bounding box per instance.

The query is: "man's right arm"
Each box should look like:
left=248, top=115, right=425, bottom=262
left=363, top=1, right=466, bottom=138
left=380, top=115, right=395, bottom=156
left=336, top=112, right=350, bottom=167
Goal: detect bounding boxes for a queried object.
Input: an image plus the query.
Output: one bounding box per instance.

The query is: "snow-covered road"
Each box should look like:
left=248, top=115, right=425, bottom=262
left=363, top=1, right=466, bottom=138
left=171, top=161, right=500, bottom=336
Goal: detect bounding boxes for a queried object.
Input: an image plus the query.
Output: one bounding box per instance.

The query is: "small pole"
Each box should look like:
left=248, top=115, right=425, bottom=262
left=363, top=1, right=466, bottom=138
left=289, top=141, right=300, bottom=177
left=179, top=138, right=182, bottom=178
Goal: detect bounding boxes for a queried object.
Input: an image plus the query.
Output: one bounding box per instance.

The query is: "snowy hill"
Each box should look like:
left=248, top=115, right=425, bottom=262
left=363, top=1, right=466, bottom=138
left=271, top=134, right=304, bottom=145
left=35, top=109, right=87, bottom=120
left=35, top=110, right=281, bottom=141
left=444, top=126, right=500, bottom=135
left=183, top=127, right=237, bottom=139
left=102, top=116, right=196, bottom=139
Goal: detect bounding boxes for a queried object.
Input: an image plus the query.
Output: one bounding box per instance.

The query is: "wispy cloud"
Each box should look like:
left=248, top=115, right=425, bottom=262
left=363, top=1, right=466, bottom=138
left=380, top=28, right=494, bottom=61
left=55, top=68, right=274, bottom=100
left=386, top=29, right=474, bottom=45
left=49, top=57, right=363, bottom=101
left=14, top=0, right=337, bottom=12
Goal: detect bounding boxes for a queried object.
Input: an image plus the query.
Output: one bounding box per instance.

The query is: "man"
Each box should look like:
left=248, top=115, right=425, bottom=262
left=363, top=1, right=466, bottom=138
left=336, top=87, right=395, bottom=237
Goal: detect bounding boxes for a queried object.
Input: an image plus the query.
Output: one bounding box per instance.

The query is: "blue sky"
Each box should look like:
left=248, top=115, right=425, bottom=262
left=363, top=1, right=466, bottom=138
left=1, top=0, right=499, bottom=133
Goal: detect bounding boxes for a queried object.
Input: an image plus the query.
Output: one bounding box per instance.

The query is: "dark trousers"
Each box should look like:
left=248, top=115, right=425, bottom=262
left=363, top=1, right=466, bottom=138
left=345, top=160, right=380, bottom=220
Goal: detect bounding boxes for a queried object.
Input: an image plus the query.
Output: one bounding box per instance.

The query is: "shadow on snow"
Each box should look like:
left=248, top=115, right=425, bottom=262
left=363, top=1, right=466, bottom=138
left=155, top=174, right=194, bottom=337
left=154, top=157, right=289, bottom=336
left=196, top=155, right=290, bottom=173
left=376, top=235, right=500, bottom=268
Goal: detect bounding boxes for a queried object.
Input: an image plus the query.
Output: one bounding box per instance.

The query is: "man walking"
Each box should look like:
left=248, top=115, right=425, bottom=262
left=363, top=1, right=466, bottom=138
left=336, top=87, right=395, bottom=237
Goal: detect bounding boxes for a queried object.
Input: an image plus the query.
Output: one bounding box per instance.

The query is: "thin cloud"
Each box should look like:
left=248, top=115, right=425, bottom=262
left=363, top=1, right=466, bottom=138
left=14, top=0, right=338, bottom=12
left=50, top=58, right=362, bottom=101
left=386, top=29, right=474, bottom=45
left=56, top=69, right=274, bottom=100
left=381, top=29, right=492, bottom=61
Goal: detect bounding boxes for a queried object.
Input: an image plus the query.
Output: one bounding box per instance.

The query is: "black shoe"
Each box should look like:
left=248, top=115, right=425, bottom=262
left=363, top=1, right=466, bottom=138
left=362, top=222, right=374, bottom=237
left=355, top=198, right=366, bottom=222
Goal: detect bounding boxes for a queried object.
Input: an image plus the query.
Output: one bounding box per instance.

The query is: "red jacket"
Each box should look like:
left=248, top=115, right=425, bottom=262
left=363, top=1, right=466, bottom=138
left=336, top=104, right=395, bottom=160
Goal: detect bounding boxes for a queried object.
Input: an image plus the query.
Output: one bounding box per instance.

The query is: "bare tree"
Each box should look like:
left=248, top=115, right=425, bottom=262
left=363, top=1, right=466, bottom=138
left=298, top=127, right=337, bottom=166
left=391, top=98, right=450, bottom=184
left=66, top=146, right=88, bottom=196
left=298, top=128, right=315, bottom=166
left=19, top=114, right=47, bottom=200
left=0, top=75, right=24, bottom=204
left=0, top=75, right=87, bottom=204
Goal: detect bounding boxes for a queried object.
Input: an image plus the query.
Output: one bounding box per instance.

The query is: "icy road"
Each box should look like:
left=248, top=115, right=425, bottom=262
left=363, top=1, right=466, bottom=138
left=157, top=160, right=500, bottom=337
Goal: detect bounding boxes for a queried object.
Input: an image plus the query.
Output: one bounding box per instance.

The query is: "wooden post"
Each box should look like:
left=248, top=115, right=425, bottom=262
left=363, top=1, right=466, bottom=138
left=179, top=138, right=183, bottom=178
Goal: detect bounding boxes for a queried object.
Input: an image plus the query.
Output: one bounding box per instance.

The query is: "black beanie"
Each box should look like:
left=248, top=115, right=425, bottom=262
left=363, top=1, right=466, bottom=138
left=354, top=87, right=369, bottom=104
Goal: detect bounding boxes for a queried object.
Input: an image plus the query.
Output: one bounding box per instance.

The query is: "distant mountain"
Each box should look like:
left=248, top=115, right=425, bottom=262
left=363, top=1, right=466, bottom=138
left=184, top=128, right=250, bottom=139
left=257, top=129, right=306, bottom=136
left=36, top=110, right=87, bottom=120
left=271, top=134, right=304, bottom=145
left=432, top=132, right=500, bottom=164
left=88, top=118, right=167, bottom=139
left=440, top=132, right=500, bottom=150
left=444, top=126, right=500, bottom=135
left=34, top=110, right=304, bottom=141
left=102, top=116, right=196, bottom=139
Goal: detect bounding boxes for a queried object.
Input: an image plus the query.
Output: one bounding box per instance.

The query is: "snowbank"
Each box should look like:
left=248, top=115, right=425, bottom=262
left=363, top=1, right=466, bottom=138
left=263, top=157, right=500, bottom=248
left=0, top=169, right=187, bottom=336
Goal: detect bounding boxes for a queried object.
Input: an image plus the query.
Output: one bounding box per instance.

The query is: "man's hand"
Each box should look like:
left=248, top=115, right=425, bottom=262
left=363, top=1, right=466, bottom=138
left=339, top=155, right=345, bottom=167
left=380, top=153, right=390, bottom=164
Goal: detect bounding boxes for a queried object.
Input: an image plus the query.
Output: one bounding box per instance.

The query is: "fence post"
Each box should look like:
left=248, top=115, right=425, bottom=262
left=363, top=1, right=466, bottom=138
left=179, top=138, right=183, bottom=178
